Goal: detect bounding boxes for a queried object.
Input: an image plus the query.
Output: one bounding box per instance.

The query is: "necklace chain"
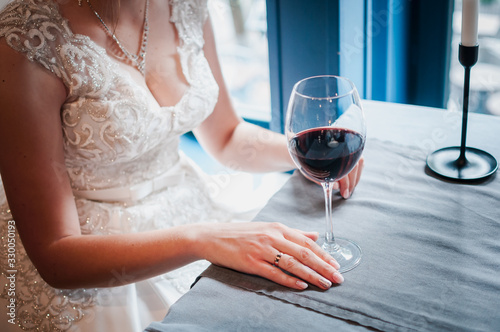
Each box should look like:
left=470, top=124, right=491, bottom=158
left=86, top=0, right=150, bottom=76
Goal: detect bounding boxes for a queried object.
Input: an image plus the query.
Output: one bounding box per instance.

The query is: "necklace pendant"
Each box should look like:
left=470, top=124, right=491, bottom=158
left=137, top=62, right=146, bottom=76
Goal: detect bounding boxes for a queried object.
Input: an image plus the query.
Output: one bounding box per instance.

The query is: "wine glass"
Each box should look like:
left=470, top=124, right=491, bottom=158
left=285, top=75, right=366, bottom=273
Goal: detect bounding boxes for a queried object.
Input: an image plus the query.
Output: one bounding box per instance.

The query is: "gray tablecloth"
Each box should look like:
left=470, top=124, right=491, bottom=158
left=147, top=136, right=500, bottom=332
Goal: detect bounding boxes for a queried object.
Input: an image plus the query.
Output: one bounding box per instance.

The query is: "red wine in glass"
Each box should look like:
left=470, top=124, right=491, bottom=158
left=290, top=127, right=364, bottom=183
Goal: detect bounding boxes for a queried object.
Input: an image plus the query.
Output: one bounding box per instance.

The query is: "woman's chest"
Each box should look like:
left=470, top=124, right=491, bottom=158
left=59, top=37, right=218, bottom=166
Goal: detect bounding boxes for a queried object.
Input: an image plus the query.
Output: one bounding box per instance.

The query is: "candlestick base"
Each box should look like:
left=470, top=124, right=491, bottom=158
left=426, top=146, right=498, bottom=181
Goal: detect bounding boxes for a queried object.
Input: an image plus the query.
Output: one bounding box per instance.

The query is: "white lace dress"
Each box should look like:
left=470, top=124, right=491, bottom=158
left=0, top=0, right=244, bottom=331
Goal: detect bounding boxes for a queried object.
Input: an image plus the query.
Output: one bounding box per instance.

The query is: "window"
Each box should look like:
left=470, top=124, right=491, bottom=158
left=265, top=0, right=456, bottom=132
left=208, top=0, right=272, bottom=124
left=448, top=0, right=500, bottom=116
left=209, top=1, right=466, bottom=132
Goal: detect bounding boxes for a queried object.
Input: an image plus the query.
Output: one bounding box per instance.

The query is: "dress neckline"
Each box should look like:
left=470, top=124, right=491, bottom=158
left=56, top=0, right=192, bottom=111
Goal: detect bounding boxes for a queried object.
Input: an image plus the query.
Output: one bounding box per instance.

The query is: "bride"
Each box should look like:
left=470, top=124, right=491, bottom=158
left=0, top=0, right=363, bottom=331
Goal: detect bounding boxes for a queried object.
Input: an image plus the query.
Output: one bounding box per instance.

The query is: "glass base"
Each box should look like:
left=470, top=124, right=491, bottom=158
left=322, top=238, right=362, bottom=273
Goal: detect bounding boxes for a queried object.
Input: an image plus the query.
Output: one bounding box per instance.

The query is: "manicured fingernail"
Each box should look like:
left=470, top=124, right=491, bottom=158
left=296, top=280, right=308, bottom=289
left=330, top=260, right=340, bottom=270
left=333, top=271, right=344, bottom=284
left=342, top=189, right=350, bottom=199
left=319, top=277, right=332, bottom=289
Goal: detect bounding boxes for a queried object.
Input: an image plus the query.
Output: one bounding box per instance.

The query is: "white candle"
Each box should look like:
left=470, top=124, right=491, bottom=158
left=461, top=0, right=479, bottom=46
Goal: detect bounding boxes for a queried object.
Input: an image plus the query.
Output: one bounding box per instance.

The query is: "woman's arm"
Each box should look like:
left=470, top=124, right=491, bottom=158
left=194, top=17, right=363, bottom=196
left=192, top=17, right=294, bottom=173
left=0, top=43, right=342, bottom=290
left=0, top=44, right=202, bottom=288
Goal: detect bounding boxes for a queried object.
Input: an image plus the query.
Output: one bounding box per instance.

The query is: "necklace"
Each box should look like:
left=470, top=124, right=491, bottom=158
left=86, top=0, right=150, bottom=76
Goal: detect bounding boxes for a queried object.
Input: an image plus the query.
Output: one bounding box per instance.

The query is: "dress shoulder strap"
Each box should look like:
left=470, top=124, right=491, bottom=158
left=169, top=0, right=209, bottom=50
left=0, top=0, right=72, bottom=83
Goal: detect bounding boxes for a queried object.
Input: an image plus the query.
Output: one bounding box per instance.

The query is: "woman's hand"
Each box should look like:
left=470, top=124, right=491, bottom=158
left=301, top=156, right=365, bottom=199
left=334, top=156, right=365, bottom=199
left=195, top=222, right=344, bottom=290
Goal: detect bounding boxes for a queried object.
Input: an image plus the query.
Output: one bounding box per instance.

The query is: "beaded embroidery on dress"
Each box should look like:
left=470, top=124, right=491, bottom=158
left=0, top=0, right=234, bottom=331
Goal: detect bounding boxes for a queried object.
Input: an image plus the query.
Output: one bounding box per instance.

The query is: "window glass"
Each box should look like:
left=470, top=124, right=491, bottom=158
left=208, top=0, right=271, bottom=122
left=449, top=0, right=500, bottom=116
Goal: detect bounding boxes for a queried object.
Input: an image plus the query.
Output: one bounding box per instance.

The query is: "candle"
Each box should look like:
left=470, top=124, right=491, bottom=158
left=461, top=0, right=479, bottom=46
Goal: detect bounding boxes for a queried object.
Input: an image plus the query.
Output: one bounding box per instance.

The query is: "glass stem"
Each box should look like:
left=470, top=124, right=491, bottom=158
left=322, top=181, right=339, bottom=253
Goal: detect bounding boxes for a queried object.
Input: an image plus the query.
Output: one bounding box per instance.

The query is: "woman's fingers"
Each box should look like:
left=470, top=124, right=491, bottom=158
left=353, top=156, right=364, bottom=188
left=296, top=229, right=319, bottom=242
left=204, top=222, right=344, bottom=291
left=267, top=228, right=344, bottom=288
left=279, top=252, right=344, bottom=286
left=257, top=260, right=310, bottom=290
left=288, top=229, right=340, bottom=269
left=278, top=244, right=343, bottom=285
left=339, top=173, right=351, bottom=198
left=300, top=155, right=365, bottom=199
left=259, top=250, right=343, bottom=290
left=338, top=156, right=365, bottom=199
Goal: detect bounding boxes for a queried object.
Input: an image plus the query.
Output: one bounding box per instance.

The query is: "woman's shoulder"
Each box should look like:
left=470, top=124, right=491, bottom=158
left=0, top=0, right=72, bottom=80
left=169, top=0, right=209, bottom=50
left=0, top=0, right=70, bottom=32
left=0, top=0, right=73, bottom=48
left=170, top=0, right=209, bottom=20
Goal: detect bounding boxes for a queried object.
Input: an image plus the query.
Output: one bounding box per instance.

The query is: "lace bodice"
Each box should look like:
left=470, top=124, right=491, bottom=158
left=0, top=0, right=218, bottom=191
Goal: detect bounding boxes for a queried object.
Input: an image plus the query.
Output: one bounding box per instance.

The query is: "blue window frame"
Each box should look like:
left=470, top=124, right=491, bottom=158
left=266, top=0, right=454, bottom=133
left=266, top=0, right=341, bottom=133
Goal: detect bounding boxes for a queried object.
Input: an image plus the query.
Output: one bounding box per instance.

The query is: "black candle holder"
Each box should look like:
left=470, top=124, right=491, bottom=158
left=426, top=44, right=498, bottom=181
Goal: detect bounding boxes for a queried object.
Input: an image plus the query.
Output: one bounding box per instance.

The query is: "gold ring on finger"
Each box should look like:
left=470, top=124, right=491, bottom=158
left=274, top=252, right=283, bottom=267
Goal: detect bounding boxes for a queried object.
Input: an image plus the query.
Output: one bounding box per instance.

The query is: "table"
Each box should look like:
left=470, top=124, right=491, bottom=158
left=146, top=101, right=500, bottom=332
